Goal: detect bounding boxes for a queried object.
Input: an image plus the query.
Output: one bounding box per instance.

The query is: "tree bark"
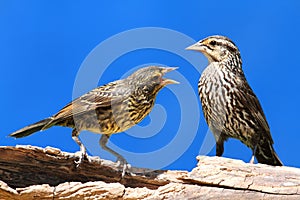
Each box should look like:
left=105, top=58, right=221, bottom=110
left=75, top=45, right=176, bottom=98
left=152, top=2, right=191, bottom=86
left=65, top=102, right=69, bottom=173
left=0, top=145, right=299, bottom=199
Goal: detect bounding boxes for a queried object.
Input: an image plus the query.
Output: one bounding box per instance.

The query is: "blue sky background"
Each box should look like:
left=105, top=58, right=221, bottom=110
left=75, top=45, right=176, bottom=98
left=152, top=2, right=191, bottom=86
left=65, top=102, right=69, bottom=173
left=1, top=1, right=300, bottom=170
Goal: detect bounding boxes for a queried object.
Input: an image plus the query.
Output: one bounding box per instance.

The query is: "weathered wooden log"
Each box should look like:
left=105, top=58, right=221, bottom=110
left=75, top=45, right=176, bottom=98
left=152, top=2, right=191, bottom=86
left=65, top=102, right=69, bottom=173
left=0, top=146, right=299, bottom=199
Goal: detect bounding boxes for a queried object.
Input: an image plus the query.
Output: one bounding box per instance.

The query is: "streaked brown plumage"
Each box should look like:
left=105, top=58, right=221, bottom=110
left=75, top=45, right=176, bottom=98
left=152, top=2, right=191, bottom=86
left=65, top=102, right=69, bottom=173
left=9, top=66, right=178, bottom=175
left=186, top=35, right=282, bottom=166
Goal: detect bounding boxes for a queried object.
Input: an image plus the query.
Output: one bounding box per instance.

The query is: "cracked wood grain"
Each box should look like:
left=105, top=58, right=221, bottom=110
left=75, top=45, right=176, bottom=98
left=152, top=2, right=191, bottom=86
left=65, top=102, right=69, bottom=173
left=0, top=146, right=300, bottom=199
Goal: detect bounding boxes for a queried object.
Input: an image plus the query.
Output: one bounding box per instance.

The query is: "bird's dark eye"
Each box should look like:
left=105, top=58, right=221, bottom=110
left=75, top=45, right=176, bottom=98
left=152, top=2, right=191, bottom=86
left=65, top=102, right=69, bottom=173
left=210, top=40, right=217, bottom=46
left=152, top=75, right=161, bottom=82
left=152, top=75, right=160, bottom=81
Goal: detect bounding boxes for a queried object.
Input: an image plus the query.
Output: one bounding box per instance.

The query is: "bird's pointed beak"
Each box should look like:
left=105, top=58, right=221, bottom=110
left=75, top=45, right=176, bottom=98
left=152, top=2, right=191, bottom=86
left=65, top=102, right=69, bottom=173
left=161, top=67, right=179, bottom=85
left=162, top=78, right=179, bottom=85
left=185, top=42, right=204, bottom=52
left=161, top=66, right=178, bottom=74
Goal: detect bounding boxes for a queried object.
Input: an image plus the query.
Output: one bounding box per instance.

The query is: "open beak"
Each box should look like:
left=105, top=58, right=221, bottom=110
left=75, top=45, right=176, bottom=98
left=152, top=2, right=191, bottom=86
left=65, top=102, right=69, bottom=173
left=161, top=67, right=180, bottom=85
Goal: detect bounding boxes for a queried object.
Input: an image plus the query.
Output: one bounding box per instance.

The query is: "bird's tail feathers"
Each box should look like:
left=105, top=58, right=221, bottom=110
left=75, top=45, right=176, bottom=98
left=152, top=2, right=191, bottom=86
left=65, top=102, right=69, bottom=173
left=272, top=151, right=283, bottom=166
left=9, top=118, right=53, bottom=138
left=255, top=141, right=283, bottom=166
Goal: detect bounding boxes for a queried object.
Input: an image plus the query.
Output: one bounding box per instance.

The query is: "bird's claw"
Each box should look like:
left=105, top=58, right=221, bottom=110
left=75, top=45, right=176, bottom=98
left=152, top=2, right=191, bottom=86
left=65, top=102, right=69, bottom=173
left=116, top=157, right=131, bottom=177
left=249, top=155, right=255, bottom=164
left=74, top=151, right=91, bottom=167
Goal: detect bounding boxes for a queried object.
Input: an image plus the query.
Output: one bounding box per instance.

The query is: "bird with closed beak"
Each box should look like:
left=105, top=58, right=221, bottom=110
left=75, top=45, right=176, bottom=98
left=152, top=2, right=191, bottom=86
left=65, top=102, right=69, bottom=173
left=186, top=35, right=282, bottom=166
left=9, top=66, right=179, bottom=176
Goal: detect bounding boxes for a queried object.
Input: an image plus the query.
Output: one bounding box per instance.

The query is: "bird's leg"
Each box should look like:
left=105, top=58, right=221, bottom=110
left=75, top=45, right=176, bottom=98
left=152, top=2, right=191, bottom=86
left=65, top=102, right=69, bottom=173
left=99, top=134, right=130, bottom=177
left=72, top=129, right=90, bottom=167
left=250, top=145, right=257, bottom=164
left=216, top=141, right=224, bottom=156
left=213, top=130, right=225, bottom=156
left=250, top=136, right=260, bottom=164
left=216, top=137, right=225, bottom=157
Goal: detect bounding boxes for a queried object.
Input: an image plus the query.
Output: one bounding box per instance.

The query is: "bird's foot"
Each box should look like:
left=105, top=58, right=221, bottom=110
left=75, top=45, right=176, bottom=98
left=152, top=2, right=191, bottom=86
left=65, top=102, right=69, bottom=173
left=116, top=157, right=131, bottom=177
left=74, top=151, right=91, bottom=167
left=249, top=155, right=255, bottom=164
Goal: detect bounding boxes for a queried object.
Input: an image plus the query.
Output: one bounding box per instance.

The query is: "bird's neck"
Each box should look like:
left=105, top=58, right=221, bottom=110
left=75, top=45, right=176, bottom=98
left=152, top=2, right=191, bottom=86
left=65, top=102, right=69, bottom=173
left=219, top=53, right=243, bottom=75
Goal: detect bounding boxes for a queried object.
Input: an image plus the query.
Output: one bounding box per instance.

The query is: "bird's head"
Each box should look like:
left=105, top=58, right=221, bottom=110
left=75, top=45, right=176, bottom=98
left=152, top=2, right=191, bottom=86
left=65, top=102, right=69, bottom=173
left=127, top=66, right=179, bottom=95
left=186, top=35, right=240, bottom=63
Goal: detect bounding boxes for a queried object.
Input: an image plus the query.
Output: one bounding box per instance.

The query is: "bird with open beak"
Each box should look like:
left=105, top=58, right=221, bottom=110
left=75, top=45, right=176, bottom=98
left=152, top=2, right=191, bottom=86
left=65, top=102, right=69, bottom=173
left=9, top=66, right=179, bottom=176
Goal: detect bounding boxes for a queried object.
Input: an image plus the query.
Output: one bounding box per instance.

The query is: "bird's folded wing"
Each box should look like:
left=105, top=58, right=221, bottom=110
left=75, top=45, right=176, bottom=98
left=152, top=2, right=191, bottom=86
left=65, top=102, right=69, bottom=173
left=50, top=81, right=125, bottom=122
left=236, top=75, right=274, bottom=144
